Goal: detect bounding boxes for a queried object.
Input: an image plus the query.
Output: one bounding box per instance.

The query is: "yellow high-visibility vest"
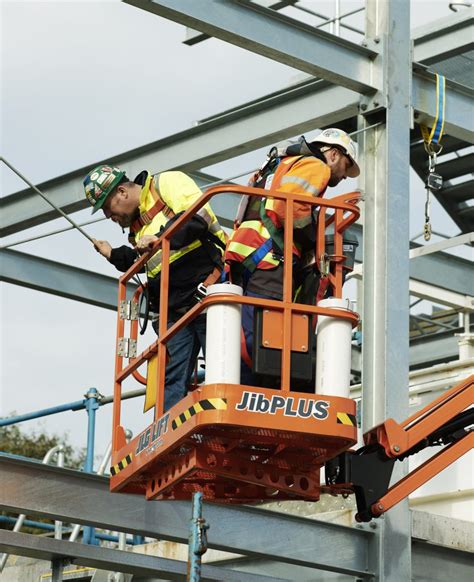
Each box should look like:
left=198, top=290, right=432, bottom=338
left=134, top=172, right=226, bottom=279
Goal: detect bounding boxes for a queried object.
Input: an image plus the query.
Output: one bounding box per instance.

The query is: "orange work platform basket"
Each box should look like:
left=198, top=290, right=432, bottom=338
left=110, top=184, right=361, bottom=503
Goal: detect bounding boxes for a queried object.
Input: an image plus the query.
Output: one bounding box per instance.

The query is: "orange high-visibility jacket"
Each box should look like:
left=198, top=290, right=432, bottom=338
left=225, top=155, right=331, bottom=270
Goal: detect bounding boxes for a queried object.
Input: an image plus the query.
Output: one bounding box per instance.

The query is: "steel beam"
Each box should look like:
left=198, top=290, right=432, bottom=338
left=0, top=248, right=131, bottom=311
left=1, top=73, right=470, bottom=238
left=408, top=280, right=473, bottom=311
left=408, top=329, right=461, bottom=369
left=0, top=530, right=285, bottom=582
left=351, top=327, right=462, bottom=375
left=0, top=456, right=373, bottom=578
left=124, top=0, right=378, bottom=94
left=413, top=70, right=474, bottom=144
left=0, top=168, right=235, bottom=237
left=0, top=80, right=359, bottom=237
left=2, top=9, right=472, bottom=238
left=350, top=263, right=473, bottom=310
left=412, top=10, right=474, bottom=65
left=409, top=249, right=473, bottom=298
left=349, top=224, right=473, bottom=297
left=361, top=1, right=412, bottom=580
left=412, top=540, right=473, bottom=582
left=2, top=230, right=472, bottom=314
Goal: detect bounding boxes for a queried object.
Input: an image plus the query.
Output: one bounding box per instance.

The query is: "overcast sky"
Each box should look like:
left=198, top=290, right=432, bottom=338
left=1, top=0, right=468, bottom=464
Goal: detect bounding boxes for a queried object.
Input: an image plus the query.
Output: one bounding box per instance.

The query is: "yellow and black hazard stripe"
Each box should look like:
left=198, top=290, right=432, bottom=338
left=172, top=398, right=227, bottom=430
left=110, top=453, right=133, bottom=476
left=336, top=412, right=357, bottom=427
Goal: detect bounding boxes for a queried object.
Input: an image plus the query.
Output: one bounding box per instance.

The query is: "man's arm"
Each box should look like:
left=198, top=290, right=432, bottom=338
left=93, top=239, right=139, bottom=272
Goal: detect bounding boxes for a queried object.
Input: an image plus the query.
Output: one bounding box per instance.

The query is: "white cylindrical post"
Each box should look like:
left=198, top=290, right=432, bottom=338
left=315, top=298, right=353, bottom=398
left=205, top=283, right=243, bottom=385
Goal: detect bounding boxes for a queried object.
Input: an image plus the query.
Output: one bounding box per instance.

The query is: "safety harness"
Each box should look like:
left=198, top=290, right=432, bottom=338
left=128, top=173, right=225, bottom=331
left=130, top=177, right=174, bottom=236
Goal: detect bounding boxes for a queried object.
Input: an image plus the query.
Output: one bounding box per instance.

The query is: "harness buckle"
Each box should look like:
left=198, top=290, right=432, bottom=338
left=194, top=283, right=208, bottom=303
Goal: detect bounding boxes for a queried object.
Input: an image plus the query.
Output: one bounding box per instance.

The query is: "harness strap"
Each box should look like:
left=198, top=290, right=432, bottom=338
left=241, top=237, right=274, bottom=275
left=130, top=176, right=174, bottom=234
left=202, top=265, right=222, bottom=288
left=194, top=265, right=223, bottom=302
left=233, top=155, right=307, bottom=277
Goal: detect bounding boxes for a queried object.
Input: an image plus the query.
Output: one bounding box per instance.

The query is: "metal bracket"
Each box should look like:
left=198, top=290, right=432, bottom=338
left=359, top=92, right=386, bottom=116
left=119, top=300, right=139, bottom=321
left=117, top=338, right=137, bottom=358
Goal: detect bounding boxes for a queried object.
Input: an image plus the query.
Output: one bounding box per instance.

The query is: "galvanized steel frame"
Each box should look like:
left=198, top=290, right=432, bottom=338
left=0, top=456, right=374, bottom=578
left=0, top=530, right=287, bottom=582
left=1, top=1, right=473, bottom=580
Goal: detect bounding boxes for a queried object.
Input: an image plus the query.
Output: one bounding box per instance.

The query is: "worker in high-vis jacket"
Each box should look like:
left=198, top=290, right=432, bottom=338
left=83, top=165, right=227, bottom=411
left=225, top=128, right=360, bottom=385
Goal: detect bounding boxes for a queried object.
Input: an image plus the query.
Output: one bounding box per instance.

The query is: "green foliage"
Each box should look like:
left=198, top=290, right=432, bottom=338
left=0, top=423, right=86, bottom=468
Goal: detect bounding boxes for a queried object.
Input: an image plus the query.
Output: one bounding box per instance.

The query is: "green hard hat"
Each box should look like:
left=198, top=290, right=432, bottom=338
left=83, top=165, right=126, bottom=214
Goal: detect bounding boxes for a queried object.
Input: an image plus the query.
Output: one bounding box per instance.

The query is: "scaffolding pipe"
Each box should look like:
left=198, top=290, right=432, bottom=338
left=0, top=399, right=85, bottom=427
left=188, top=492, right=209, bottom=582
left=82, top=388, right=101, bottom=546
left=54, top=448, right=65, bottom=540
left=0, top=389, right=147, bottom=428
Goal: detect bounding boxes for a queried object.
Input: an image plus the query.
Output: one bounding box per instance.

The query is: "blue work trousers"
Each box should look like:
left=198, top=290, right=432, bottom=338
left=154, top=315, right=207, bottom=411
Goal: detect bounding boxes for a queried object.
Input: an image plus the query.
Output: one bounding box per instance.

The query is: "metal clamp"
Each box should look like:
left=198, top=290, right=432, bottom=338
left=117, top=338, right=137, bottom=358
left=194, top=517, right=209, bottom=556
left=424, top=151, right=443, bottom=242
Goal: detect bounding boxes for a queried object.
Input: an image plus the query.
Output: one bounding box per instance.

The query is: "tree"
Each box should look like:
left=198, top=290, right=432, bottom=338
left=0, top=423, right=86, bottom=467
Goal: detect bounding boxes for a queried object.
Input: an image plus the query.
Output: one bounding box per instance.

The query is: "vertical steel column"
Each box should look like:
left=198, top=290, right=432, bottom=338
left=361, top=0, right=411, bottom=580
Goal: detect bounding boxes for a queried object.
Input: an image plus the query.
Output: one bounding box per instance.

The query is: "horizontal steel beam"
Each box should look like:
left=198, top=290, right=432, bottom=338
left=2, top=224, right=472, bottom=311
left=412, top=540, right=473, bottom=582
left=0, top=80, right=358, bottom=237
left=351, top=264, right=473, bottom=310
left=2, top=73, right=469, bottom=238
left=350, top=224, right=473, bottom=297
left=0, top=456, right=373, bottom=577
left=409, top=232, right=474, bottom=258
left=408, top=246, right=473, bottom=297
left=412, top=10, right=474, bottom=65
left=0, top=530, right=285, bottom=582
left=124, top=0, right=378, bottom=94
left=413, top=70, right=474, bottom=144
left=0, top=248, right=132, bottom=311
left=408, top=328, right=462, bottom=369
left=438, top=180, right=474, bottom=204
left=351, top=326, right=462, bottom=374
left=0, top=168, right=232, bottom=237
left=408, top=279, right=473, bottom=311
left=436, top=152, right=474, bottom=181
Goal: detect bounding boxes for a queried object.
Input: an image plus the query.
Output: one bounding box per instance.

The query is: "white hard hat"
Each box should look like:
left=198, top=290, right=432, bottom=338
left=313, top=128, right=360, bottom=178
